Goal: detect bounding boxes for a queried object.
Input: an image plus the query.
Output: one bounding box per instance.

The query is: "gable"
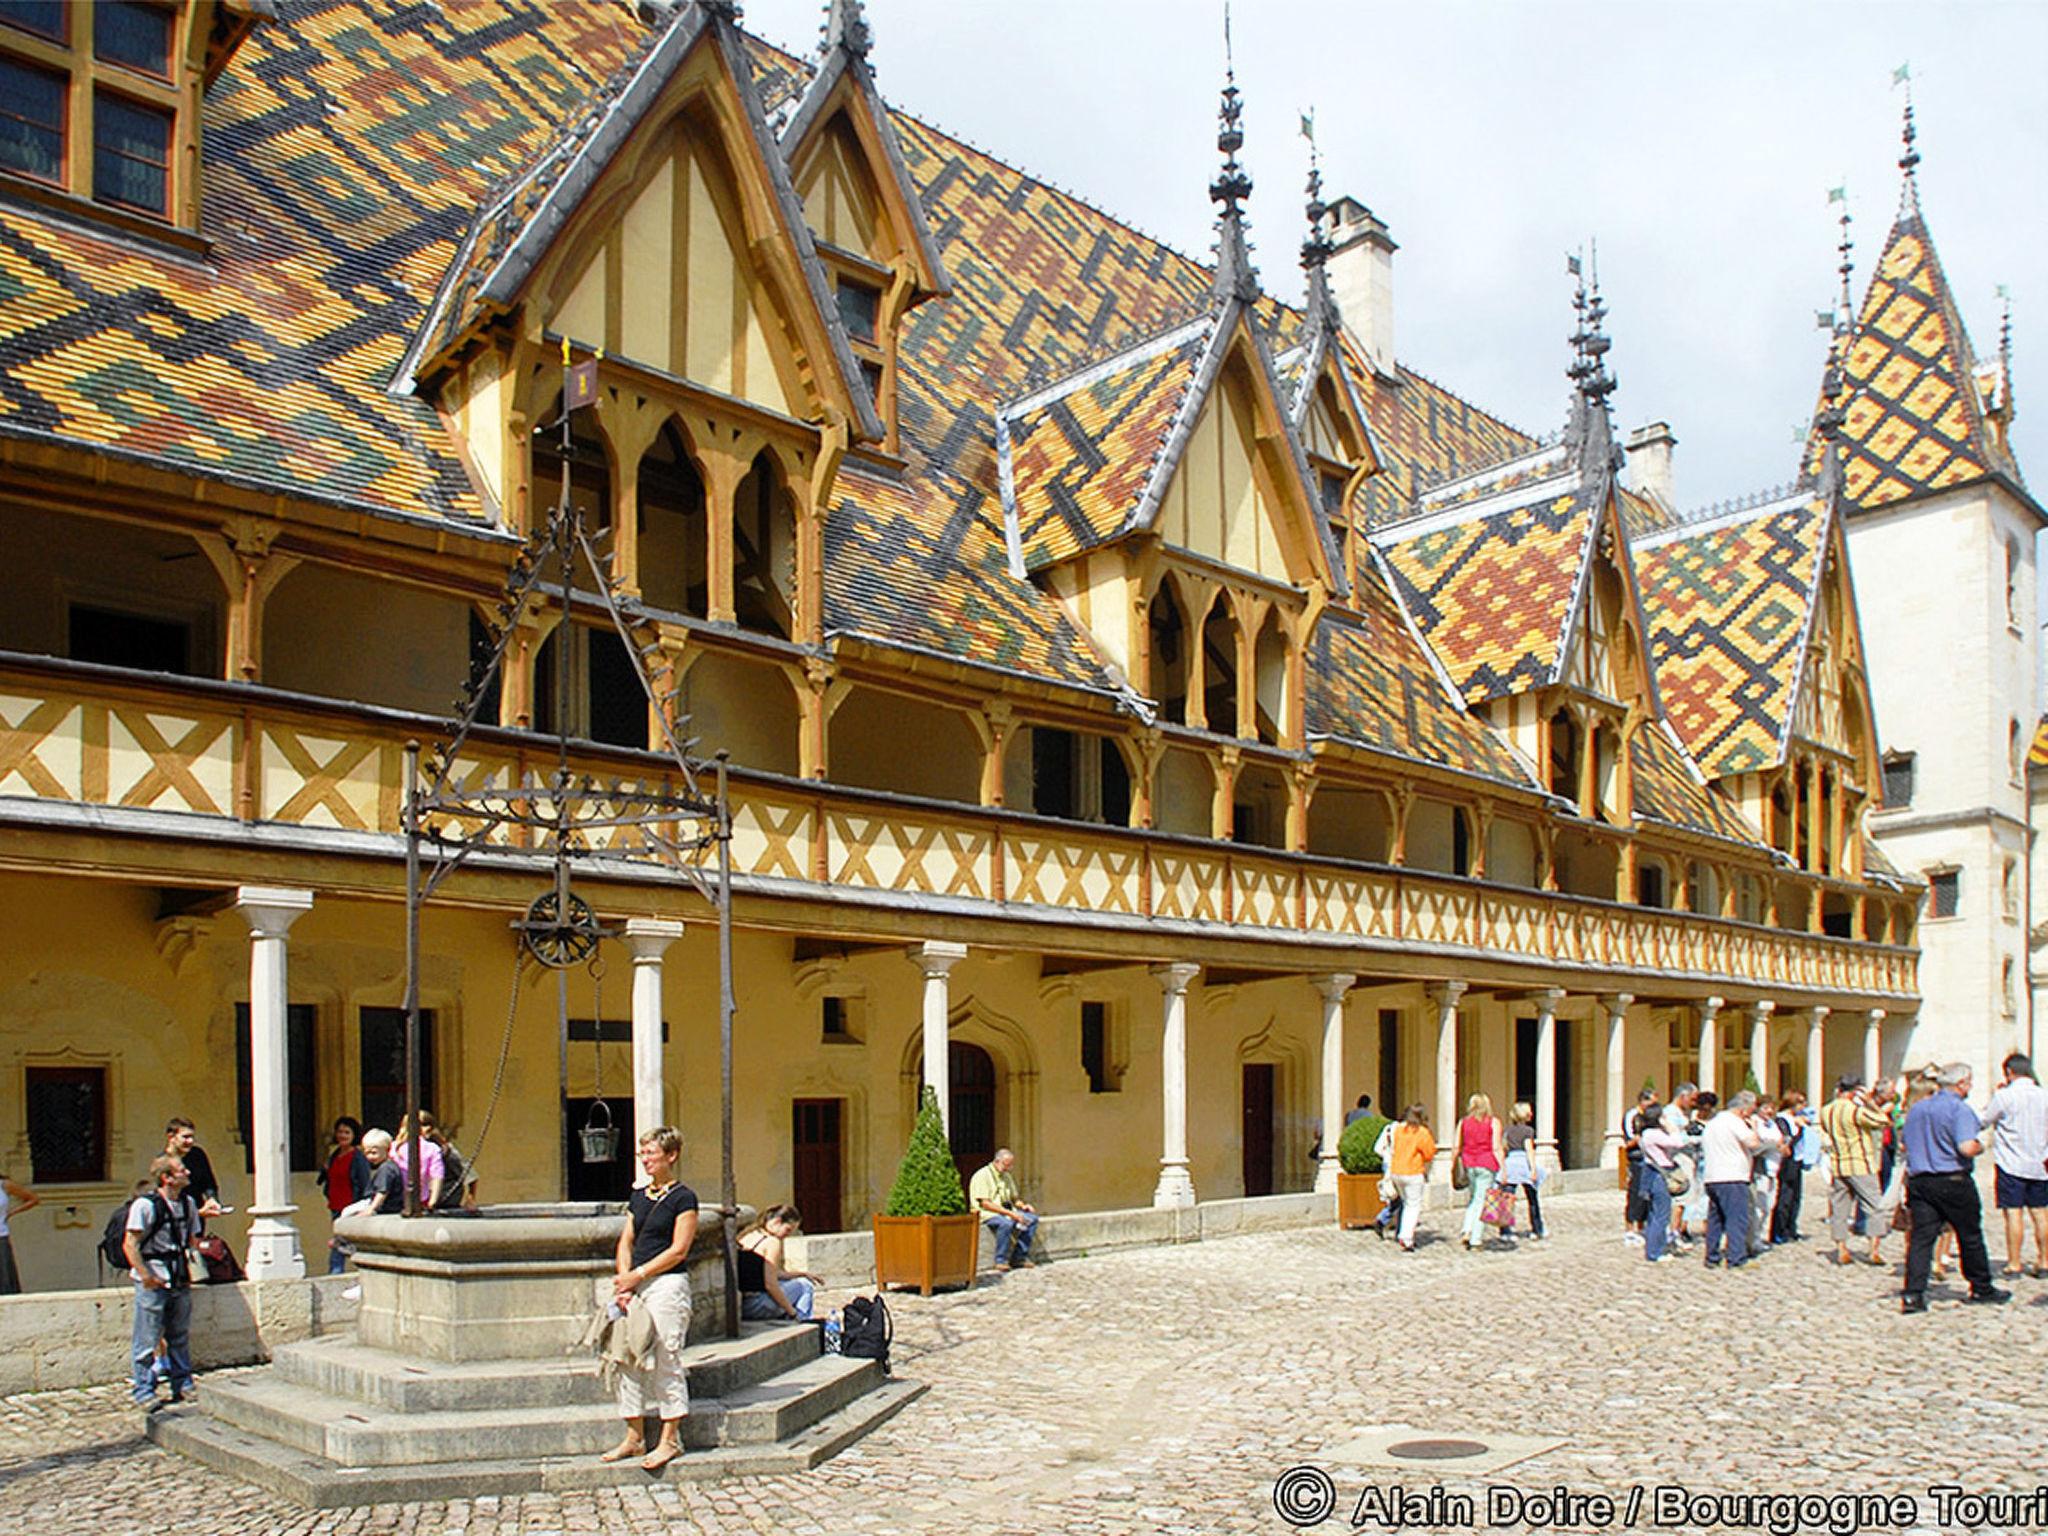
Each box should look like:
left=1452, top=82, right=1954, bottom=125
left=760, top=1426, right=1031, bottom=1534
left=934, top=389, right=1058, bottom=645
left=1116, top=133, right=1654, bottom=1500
left=1156, top=354, right=1299, bottom=585
left=1303, top=378, right=1354, bottom=464
left=1557, top=500, right=1655, bottom=714
left=796, top=115, right=885, bottom=261
left=547, top=115, right=793, bottom=417
left=1786, top=531, right=1876, bottom=775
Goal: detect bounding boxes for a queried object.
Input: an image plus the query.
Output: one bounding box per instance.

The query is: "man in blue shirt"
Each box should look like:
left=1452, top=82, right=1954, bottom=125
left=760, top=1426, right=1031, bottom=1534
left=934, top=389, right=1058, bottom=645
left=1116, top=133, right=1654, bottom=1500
left=1900, top=1063, right=2009, bottom=1312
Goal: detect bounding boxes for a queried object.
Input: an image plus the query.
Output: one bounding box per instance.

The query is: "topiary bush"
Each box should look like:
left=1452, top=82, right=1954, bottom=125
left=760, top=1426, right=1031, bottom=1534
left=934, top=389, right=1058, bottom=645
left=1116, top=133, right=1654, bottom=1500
left=884, top=1084, right=969, bottom=1217
left=1338, top=1112, right=1392, bottom=1175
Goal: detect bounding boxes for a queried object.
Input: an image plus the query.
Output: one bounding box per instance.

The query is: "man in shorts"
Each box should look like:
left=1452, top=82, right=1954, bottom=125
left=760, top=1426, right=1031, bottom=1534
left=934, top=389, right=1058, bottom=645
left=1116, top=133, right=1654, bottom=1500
left=1977, top=1053, right=2048, bottom=1277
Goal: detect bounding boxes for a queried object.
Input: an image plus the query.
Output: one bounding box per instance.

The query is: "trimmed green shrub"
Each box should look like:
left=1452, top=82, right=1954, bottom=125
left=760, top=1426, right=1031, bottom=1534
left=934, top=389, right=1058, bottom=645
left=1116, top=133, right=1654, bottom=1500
left=1338, top=1112, right=1391, bottom=1175
left=1641, top=1075, right=1658, bottom=1097
left=883, top=1084, right=969, bottom=1216
left=1743, top=1069, right=1761, bottom=1095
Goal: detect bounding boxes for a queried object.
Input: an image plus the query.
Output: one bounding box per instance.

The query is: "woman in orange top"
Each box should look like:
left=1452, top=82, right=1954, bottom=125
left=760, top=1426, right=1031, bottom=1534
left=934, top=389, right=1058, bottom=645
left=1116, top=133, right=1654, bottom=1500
left=1388, top=1104, right=1437, bottom=1252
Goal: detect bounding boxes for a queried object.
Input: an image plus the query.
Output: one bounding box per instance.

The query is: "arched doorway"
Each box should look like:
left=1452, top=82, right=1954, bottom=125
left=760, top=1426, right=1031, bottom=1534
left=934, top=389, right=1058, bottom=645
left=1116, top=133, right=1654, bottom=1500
left=947, top=1041, right=996, bottom=1193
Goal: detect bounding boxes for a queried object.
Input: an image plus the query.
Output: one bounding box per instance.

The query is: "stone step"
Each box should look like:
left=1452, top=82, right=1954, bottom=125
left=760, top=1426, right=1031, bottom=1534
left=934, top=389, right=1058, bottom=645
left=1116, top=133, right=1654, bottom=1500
left=268, top=1321, right=821, bottom=1412
left=202, top=1348, right=879, bottom=1465
left=147, top=1377, right=930, bottom=1508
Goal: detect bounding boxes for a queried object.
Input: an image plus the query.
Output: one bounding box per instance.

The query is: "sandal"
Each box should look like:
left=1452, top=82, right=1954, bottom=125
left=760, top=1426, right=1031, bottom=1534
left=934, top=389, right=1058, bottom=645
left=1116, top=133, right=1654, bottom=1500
left=641, top=1440, right=681, bottom=1472
left=2001, top=1266, right=2025, bottom=1278
left=600, top=1437, right=646, bottom=1464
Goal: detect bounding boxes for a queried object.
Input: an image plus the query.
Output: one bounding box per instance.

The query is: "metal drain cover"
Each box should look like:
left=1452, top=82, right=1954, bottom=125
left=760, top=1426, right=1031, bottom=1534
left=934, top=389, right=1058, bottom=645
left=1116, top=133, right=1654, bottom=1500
left=1387, top=1438, right=1490, bottom=1461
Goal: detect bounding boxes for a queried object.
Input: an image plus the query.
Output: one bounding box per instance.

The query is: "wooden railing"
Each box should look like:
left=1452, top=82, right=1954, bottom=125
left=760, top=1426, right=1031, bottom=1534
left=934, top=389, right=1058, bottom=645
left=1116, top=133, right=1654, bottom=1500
left=0, top=655, right=1917, bottom=1000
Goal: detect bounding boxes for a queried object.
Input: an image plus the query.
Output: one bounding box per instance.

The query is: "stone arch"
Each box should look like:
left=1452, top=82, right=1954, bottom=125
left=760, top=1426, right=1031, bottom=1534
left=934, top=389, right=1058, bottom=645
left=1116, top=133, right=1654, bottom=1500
left=894, top=994, right=1042, bottom=1192
left=1233, top=1014, right=1316, bottom=1196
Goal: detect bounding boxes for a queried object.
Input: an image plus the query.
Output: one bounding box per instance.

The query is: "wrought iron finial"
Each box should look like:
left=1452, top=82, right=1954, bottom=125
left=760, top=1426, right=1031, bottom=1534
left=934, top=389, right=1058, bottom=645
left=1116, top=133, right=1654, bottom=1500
left=1207, top=4, right=1258, bottom=305
left=1893, top=63, right=1921, bottom=212
left=1830, top=183, right=1854, bottom=323
left=822, top=0, right=871, bottom=59
left=1300, top=109, right=1331, bottom=272
left=1566, top=246, right=1620, bottom=474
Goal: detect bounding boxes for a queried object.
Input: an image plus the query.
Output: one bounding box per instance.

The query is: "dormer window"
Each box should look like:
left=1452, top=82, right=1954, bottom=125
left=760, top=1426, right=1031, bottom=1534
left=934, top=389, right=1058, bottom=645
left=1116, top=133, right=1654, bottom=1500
left=0, top=1, right=204, bottom=237
left=836, top=278, right=881, bottom=345
left=1318, top=466, right=1348, bottom=519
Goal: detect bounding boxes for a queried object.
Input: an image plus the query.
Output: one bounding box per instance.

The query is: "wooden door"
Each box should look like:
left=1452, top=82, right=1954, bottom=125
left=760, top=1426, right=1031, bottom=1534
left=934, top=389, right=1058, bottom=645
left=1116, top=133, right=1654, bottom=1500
left=791, top=1098, right=843, bottom=1233
left=1242, top=1062, right=1275, bottom=1197
left=948, top=1042, right=996, bottom=1193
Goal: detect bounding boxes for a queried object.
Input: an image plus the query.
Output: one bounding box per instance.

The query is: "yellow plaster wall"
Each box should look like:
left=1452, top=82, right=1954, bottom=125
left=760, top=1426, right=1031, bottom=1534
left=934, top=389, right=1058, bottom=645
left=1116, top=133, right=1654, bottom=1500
left=1406, top=797, right=1462, bottom=873
left=1304, top=387, right=1348, bottom=464
left=795, top=119, right=883, bottom=261
left=1306, top=787, right=1391, bottom=863
left=1485, top=819, right=1540, bottom=887
left=1158, top=372, right=1290, bottom=586
left=830, top=687, right=980, bottom=804
left=0, top=506, right=223, bottom=669
left=676, top=651, right=799, bottom=776
left=1155, top=745, right=1213, bottom=837
left=263, top=565, right=469, bottom=715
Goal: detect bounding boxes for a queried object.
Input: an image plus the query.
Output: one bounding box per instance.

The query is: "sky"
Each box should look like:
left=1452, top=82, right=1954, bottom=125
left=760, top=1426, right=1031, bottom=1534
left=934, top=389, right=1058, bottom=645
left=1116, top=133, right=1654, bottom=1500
left=740, top=0, right=2048, bottom=512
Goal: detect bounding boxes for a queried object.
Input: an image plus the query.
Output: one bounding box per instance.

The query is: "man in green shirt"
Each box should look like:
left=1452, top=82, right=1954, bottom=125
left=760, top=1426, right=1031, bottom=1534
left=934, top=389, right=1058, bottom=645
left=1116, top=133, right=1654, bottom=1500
left=967, top=1148, right=1038, bottom=1271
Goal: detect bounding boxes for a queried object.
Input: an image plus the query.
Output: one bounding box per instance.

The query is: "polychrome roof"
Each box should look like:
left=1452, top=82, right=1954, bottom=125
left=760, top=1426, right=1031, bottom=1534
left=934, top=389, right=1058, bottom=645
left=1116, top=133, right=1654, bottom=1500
left=1631, top=718, right=1760, bottom=846
left=1372, top=478, right=1600, bottom=704
left=1631, top=493, right=1828, bottom=778
left=996, top=316, right=1213, bottom=573
left=1816, top=207, right=2015, bottom=512
left=1304, top=557, right=1535, bottom=783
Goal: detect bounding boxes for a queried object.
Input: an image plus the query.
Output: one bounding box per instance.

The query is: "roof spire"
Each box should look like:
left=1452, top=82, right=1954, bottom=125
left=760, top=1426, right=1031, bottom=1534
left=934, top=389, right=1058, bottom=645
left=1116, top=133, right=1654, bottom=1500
left=1999, top=283, right=2016, bottom=428
left=821, top=0, right=871, bottom=60
left=1893, top=63, right=1921, bottom=215
left=1810, top=190, right=1855, bottom=496
left=1565, top=246, right=1620, bottom=477
left=1208, top=4, right=1258, bottom=305
left=1297, top=108, right=1339, bottom=331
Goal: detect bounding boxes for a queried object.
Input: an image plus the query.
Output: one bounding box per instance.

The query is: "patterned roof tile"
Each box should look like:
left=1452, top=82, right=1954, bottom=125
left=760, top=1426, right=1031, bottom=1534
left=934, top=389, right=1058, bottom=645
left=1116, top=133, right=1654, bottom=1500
left=1631, top=718, right=1757, bottom=845
left=1631, top=494, right=1827, bottom=778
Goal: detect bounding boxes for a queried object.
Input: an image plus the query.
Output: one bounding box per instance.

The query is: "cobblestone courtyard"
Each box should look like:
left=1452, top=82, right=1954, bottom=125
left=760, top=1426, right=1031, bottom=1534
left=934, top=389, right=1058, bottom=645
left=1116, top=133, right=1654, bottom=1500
left=6, top=1186, right=2041, bottom=1536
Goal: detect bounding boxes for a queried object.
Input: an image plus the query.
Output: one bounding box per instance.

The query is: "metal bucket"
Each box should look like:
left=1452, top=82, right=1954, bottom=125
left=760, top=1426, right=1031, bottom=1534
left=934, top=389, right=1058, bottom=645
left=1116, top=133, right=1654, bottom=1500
left=578, top=1099, right=619, bottom=1164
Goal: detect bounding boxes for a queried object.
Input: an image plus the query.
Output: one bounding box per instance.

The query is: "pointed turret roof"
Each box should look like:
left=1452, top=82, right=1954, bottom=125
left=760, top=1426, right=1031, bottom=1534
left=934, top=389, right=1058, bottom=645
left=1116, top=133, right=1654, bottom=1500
left=1805, top=104, right=2023, bottom=514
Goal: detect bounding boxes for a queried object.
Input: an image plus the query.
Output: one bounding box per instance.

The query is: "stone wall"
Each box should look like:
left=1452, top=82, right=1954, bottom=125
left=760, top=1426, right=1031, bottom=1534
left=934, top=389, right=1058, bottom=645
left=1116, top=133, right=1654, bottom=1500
left=0, top=1275, right=357, bottom=1397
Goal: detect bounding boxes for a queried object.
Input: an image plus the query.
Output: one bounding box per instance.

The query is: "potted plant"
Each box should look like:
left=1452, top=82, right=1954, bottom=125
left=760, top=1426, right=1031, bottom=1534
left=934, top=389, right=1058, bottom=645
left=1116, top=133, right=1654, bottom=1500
left=872, top=1085, right=980, bottom=1295
left=1335, top=1111, right=1390, bottom=1228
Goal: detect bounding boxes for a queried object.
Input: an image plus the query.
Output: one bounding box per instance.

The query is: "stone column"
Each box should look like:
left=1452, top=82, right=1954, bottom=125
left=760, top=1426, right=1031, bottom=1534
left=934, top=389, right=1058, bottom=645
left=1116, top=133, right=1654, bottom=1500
left=1599, top=993, right=1634, bottom=1168
left=1805, top=1006, right=1829, bottom=1106
left=908, top=943, right=967, bottom=1128
left=1428, top=981, right=1467, bottom=1171
left=235, top=886, right=314, bottom=1280
left=622, top=919, right=685, bottom=1161
left=1697, top=995, right=1724, bottom=1097
left=1312, top=973, right=1357, bottom=1193
left=1152, top=963, right=1201, bottom=1208
left=1532, top=988, right=1566, bottom=1172
left=1748, top=1000, right=1776, bottom=1096
left=1863, top=1008, right=1886, bottom=1087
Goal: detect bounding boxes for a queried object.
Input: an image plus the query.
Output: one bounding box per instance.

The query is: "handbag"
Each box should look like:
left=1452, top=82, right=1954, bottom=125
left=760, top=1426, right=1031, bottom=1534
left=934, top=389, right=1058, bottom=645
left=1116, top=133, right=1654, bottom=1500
left=1451, top=1153, right=1468, bottom=1191
left=1481, top=1183, right=1516, bottom=1227
left=1662, top=1164, right=1689, bottom=1197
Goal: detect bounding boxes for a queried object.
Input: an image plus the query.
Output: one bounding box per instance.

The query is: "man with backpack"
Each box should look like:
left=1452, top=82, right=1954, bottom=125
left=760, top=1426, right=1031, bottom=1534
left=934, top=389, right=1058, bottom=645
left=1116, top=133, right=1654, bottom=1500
left=122, top=1155, right=211, bottom=1409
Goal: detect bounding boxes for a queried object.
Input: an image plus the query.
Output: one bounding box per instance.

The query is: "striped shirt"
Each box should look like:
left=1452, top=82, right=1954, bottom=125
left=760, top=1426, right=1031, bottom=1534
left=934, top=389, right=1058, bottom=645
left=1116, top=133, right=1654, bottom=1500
left=1818, top=1096, right=1888, bottom=1178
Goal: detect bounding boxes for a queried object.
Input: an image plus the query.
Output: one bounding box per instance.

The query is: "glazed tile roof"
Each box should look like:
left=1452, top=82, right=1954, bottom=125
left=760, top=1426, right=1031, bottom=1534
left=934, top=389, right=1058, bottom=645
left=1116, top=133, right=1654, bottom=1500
left=2029, top=716, right=2048, bottom=773
left=1304, top=555, right=1535, bottom=783
left=1371, top=476, right=1599, bottom=704
left=996, top=315, right=1214, bottom=573
left=1812, top=206, right=2016, bottom=512
left=1631, top=492, right=1828, bottom=778
left=1630, top=718, right=1759, bottom=845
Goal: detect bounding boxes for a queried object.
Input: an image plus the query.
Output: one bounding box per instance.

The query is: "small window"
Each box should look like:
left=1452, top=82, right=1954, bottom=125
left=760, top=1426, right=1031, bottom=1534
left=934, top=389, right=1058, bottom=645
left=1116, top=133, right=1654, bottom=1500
left=818, top=993, right=862, bottom=1044
left=1031, top=726, right=1077, bottom=821
left=1318, top=469, right=1348, bottom=520
left=2002, top=957, right=2017, bottom=1017
left=94, top=2, right=173, bottom=78
left=68, top=603, right=193, bottom=675
left=1450, top=808, right=1471, bottom=877
left=1637, top=862, right=1667, bottom=909
left=1081, top=1001, right=1116, bottom=1094
left=360, top=1006, right=435, bottom=1136
left=2003, top=858, right=2019, bottom=919
left=0, top=58, right=67, bottom=187
left=2006, top=536, right=2020, bottom=623
left=1, top=4, right=68, bottom=42
left=2010, top=719, right=2024, bottom=783
left=859, top=357, right=884, bottom=405
left=1881, top=752, right=1915, bottom=810
left=234, top=1003, right=320, bottom=1175
left=93, top=91, right=171, bottom=215
left=1927, top=870, right=1959, bottom=920
left=27, top=1065, right=109, bottom=1184
left=836, top=280, right=880, bottom=344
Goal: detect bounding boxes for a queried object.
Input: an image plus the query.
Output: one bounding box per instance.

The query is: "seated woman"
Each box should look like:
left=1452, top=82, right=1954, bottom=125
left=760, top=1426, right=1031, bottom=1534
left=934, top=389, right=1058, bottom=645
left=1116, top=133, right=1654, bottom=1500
left=737, top=1203, right=821, bottom=1321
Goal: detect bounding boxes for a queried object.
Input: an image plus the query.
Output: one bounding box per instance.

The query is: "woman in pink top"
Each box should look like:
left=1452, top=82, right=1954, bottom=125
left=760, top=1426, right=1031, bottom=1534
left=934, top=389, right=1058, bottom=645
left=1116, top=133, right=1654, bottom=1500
left=1457, top=1094, right=1504, bottom=1250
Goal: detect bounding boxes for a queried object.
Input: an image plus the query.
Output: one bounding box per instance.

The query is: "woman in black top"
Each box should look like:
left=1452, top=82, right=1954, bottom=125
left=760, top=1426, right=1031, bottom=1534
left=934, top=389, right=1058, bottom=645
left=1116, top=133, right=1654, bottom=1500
left=602, top=1126, right=699, bottom=1471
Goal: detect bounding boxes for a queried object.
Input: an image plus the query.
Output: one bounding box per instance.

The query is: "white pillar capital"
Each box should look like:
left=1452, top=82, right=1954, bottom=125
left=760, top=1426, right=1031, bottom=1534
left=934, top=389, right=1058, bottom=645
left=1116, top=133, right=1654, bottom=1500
left=1427, top=979, right=1468, bottom=1012
left=622, top=917, right=685, bottom=961
left=1750, top=998, right=1777, bottom=1021
left=1152, top=961, right=1201, bottom=996
left=1310, top=972, right=1358, bottom=1004
left=908, top=940, right=968, bottom=979
left=1597, top=993, right=1634, bottom=1021
left=1807, top=1005, right=1832, bottom=1025
left=1699, top=994, right=1725, bottom=1024
left=235, top=885, right=313, bottom=940
left=1532, top=987, right=1567, bottom=1018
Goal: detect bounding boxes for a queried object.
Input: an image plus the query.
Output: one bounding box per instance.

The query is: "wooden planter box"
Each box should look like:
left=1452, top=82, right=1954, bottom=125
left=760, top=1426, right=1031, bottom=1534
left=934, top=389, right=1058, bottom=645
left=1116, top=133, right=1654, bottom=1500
left=1336, top=1172, right=1384, bottom=1229
left=872, top=1212, right=981, bottom=1295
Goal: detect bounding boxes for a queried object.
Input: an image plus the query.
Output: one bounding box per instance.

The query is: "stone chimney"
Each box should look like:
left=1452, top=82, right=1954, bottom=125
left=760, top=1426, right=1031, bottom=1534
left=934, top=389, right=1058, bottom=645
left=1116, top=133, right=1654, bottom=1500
left=1624, top=421, right=1677, bottom=512
left=1322, top=195, right=1397, bottom=381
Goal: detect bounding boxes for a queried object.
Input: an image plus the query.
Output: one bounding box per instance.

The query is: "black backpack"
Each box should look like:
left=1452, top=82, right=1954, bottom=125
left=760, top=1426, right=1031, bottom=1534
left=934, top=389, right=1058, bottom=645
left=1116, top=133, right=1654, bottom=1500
left=99, top=1204, right=134, bottom=1276
left=838, top=1294, right=892, bottom=1375
left=433, top=1142, right=468, bottom=1210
